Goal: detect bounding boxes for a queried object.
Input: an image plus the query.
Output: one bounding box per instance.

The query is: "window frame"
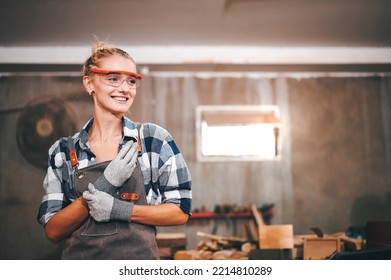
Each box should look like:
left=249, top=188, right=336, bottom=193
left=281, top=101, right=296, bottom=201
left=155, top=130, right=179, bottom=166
left=195, top=105, right=282, bottom=162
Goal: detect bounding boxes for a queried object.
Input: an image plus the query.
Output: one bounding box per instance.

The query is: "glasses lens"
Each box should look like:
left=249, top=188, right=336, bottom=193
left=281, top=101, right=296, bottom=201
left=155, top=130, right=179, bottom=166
left=126, top=78, right=140, bottom=88
left=99, top=73, right=139, bottom=88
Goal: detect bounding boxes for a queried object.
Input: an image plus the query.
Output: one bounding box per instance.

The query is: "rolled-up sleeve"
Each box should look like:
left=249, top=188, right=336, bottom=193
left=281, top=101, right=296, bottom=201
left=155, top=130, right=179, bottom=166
left=158, top=135, right=192, bottom=215
left=37, top=140, right=70, bottom=226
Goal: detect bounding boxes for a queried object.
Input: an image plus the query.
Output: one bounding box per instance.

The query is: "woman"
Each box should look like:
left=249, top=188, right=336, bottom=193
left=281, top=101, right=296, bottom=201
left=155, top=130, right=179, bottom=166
left=37, top=41, right=192, bottom=259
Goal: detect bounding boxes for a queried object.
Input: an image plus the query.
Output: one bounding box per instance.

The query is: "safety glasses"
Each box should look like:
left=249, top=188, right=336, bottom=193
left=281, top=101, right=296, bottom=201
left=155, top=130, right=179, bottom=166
left=89, top=69, right=143, bottom=88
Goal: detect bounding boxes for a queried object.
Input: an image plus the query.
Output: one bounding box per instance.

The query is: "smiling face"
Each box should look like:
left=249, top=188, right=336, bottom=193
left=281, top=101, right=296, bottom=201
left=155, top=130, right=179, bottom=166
left=83, top=54, right=138, bottom=117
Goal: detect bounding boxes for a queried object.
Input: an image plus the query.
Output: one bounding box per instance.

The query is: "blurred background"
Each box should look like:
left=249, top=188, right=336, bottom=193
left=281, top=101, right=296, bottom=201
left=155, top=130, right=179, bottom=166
left=1, top=0, right=391, bottom=259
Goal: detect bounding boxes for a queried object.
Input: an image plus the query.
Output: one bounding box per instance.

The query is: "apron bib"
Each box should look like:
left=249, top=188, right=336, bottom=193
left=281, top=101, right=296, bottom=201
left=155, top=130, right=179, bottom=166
left=61, top=138, right=159, bottom=260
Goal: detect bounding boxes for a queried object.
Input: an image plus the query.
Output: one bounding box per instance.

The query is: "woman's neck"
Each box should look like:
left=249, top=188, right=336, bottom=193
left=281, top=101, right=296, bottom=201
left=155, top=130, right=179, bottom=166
left=88, top=113, right=124, bottom=162
left=89, top=113, right=123, bottom=142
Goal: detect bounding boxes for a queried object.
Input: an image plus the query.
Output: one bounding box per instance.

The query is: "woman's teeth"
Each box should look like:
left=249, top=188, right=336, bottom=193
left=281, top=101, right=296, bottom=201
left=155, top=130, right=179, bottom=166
left=112, top=96, right=128, bottom=101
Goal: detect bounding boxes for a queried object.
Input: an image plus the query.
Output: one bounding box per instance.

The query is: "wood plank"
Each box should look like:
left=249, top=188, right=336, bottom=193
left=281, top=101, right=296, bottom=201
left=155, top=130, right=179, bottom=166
left=250, top=204, right=265, bottom=226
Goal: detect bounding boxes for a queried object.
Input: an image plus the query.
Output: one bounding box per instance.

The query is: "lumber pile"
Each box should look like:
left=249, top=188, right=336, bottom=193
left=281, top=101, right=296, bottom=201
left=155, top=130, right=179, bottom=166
left=174, top=205, right=367, bottom=260
left=174, top=231, right=257, bottom=260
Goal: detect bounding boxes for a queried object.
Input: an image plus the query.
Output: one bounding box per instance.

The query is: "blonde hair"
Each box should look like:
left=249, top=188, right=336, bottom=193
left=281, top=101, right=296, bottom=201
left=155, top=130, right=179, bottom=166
left=82, top=40, right=136, bottom=76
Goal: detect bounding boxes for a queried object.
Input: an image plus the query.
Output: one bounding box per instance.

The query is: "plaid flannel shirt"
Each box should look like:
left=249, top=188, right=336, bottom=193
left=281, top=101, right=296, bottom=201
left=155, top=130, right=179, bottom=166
left=37, top=117, right=192, bottom=226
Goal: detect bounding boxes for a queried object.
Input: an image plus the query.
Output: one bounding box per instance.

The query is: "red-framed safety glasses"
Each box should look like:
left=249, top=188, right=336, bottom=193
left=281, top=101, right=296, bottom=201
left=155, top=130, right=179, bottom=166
left=89, top=68, right=143, bottom=80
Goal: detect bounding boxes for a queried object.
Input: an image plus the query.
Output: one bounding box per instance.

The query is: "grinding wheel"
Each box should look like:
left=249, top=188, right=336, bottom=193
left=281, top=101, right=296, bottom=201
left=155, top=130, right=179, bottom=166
left=16, top=95, right=78, bottom=169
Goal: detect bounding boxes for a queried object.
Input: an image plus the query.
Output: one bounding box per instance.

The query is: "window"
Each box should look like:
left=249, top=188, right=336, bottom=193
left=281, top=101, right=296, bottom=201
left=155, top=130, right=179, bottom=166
left=196, top=105, right=281, bottom=161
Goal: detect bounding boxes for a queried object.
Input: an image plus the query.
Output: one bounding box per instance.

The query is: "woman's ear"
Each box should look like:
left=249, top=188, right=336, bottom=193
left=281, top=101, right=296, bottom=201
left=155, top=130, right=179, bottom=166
left=83, top=75, right=94, bottom=94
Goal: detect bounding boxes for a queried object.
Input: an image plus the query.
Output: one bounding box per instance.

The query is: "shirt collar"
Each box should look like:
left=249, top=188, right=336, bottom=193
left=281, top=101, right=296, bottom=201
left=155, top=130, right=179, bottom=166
left=75, top=116, right=139, bottom=149
left=122, top=116, right=139, bottom=141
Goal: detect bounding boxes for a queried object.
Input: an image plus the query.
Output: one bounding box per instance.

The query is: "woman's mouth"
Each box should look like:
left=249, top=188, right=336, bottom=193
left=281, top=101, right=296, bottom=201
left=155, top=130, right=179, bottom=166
left=111, top=96, right=129, bottom=102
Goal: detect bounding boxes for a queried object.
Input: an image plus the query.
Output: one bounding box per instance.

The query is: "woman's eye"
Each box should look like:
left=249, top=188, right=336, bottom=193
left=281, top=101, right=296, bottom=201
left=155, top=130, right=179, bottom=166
left=106, top=74, right=120, bottom=81
left=127, top=79, right=136, bottom=85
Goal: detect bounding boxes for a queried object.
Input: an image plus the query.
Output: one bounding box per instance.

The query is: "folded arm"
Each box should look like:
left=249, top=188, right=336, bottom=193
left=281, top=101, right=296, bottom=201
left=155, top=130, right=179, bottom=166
left=44, top=197, right=89, bottom=243
left=83, top=184, right=189, bottom=225
left=131, top=203, right=189, bottom=226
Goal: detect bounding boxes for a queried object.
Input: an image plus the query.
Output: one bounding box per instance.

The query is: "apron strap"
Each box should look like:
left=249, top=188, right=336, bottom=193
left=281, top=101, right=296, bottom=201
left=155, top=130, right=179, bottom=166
left=137, top=123, right=142, bottom=154
left=67, top=136, right=79, bottom=169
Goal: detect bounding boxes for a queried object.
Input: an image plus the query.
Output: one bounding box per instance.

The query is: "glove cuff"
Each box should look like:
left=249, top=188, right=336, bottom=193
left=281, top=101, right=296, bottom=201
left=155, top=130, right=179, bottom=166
left=93, top=175, right=117, bottom=195
left=110, top=199, right=134, bottom=222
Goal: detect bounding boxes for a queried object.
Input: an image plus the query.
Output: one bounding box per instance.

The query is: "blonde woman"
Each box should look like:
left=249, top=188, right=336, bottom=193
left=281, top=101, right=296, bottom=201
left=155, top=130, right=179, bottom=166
left=37, top=41, right=192, bottom=259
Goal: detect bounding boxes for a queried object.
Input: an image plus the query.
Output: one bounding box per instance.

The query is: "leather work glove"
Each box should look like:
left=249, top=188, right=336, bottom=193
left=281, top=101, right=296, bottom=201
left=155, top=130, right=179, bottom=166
left=93, top=140, right=138, bottom=195
left=83, top=183, right=134, bottom=222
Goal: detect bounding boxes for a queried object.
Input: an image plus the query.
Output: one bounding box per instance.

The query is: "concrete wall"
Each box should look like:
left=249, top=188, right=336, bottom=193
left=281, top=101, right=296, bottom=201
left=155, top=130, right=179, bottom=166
left=1, top=74, right=390, bottom=259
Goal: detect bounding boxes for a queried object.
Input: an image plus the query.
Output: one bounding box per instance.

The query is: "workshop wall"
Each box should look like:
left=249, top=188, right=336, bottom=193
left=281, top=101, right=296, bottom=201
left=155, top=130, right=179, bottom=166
left=0, top=74, right=390, bottom=259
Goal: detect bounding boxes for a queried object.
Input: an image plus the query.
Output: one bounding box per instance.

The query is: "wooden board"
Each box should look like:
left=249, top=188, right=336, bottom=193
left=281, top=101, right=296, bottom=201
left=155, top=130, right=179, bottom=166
left=303, top=237, right=341, bottom=260
left=156, top=233, right=187, bottom=247
left=258, top=225, right=294, bottom=249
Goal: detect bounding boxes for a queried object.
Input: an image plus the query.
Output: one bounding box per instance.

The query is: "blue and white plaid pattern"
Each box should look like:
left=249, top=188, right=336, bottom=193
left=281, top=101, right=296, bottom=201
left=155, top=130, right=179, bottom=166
left=37, top=117, right=192, bottom=226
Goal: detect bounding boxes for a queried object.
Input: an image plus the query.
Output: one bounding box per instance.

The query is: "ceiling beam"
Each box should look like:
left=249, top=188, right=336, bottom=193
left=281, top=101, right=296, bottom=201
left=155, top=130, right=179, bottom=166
left=1, top=46, right=391, bottom=65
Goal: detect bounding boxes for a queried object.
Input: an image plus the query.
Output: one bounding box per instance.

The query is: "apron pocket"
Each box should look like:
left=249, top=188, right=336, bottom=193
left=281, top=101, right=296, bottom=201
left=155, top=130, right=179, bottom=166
left=81, top=217, right=118, bottom=236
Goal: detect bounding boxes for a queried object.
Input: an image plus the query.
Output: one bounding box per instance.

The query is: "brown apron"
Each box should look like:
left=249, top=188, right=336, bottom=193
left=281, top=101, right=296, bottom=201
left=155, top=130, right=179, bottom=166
left=61, top=140, right=159, bottom=260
